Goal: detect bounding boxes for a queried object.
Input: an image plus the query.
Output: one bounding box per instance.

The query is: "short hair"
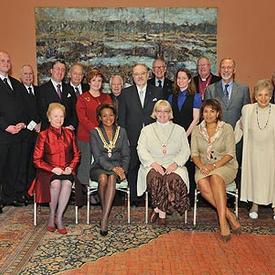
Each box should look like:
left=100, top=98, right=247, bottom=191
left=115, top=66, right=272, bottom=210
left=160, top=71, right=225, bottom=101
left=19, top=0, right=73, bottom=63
left=219, top=57, right=236, bottom=68
left=152, top=58, right=166, bottom=67
left=51, top=60, right=66, bottom=69
left=69, top=63, right=84, bottom=74
left=46, top=103, right=66, bottom=119
left=151, top=100, right=173, bottom=120
left=86, top=68, right=104, bottom=84
left=109, top=74, right=124, bottom=87
left=96, top=103, right=117, bottom=124
left=254, top=79, right=273, bottom=98
left=173, top=68, right=196, bottom=95
left=196, top=56, right=210, bottom=66
left=200, top=99, right=223, bottom=121
left=132, top=63, right=148, bottom=73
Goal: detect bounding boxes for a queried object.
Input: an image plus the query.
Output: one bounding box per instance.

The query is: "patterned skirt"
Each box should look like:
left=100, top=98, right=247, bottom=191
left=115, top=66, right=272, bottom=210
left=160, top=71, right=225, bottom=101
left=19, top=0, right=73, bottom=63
left=147, top=169, right=190, bottom=215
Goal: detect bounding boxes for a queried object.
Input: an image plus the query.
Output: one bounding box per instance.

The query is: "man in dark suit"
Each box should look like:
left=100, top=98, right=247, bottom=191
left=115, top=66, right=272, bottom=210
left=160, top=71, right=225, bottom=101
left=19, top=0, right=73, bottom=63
left=193, top=56, right=221, bottom=100
left=68, top=63, right=89, bottom=98
left=16, top=64, right=41, bottom=204
left=0, top=51, right=27, bottom=212
left=205, top=57, right=250, bottom=195
left=109, top=74, right=124, bottom=108
left=148, top=58, right=173, bottom=99
left=118, top=64, right=162, bottom=205
left=37, top=60, right=77, bottom=131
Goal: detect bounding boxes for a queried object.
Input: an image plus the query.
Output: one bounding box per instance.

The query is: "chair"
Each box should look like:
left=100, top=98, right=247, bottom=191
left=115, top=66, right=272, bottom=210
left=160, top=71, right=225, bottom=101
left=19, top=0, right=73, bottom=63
left=145, top=191, right=188, bottom=224
left=33, top=183, right=78, bottom=226
left=75, top=179, right=130, bottom=224
left=193, top=181, right=239, bottom=226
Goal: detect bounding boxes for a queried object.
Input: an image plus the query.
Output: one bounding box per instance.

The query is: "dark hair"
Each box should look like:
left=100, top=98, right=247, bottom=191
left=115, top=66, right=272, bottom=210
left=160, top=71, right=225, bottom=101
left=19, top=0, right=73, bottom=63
left=96, top=103, right=117, bottom=124
left=51, top=59, right=66, bottom=69
left=173, top=68, right=196, bottom=95
left=200, top=99, right=223, bottom=121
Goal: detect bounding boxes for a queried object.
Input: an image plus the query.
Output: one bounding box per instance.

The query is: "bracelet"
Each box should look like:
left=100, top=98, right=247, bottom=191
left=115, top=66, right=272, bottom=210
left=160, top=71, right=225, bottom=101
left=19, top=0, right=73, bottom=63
left=212, top=163, right=217, bottom=169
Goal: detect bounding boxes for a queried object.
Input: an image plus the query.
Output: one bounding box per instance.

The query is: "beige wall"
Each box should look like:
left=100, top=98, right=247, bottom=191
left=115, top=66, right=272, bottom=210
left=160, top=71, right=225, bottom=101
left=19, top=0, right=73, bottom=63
left=1, top=0, right=274, bottom=90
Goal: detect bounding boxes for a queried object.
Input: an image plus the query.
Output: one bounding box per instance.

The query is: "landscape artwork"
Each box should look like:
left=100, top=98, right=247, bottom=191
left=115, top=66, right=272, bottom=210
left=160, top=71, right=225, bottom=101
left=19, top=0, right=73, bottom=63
left=35, top=7, right=217, bottom=86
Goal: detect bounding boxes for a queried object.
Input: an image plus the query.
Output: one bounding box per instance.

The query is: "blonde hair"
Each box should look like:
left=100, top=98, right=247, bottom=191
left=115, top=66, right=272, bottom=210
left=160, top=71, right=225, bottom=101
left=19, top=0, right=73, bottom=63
left=254, top=79, right=273, bottom=98
left=151, top=100, right=173, bottom=120
left=47, top=103, right=66, bottom=119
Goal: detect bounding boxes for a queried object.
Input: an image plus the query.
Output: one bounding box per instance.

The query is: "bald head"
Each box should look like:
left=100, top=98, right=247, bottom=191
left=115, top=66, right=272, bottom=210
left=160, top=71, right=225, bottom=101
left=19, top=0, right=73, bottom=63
left=0, top=51, right=11, bottom=76
left=20, top=65, right=34, bottom=86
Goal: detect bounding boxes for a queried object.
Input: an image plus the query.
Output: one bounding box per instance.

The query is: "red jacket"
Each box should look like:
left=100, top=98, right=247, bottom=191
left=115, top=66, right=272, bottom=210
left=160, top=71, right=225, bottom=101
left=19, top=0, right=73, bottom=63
left=76, top=91, right=112, bottom=142
left=28, top=126, right=80, bottom=203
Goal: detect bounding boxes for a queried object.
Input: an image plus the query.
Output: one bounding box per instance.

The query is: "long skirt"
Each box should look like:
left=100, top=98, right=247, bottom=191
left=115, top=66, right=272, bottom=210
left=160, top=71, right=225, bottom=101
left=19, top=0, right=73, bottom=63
left=147, top=169, right=189, bottom=215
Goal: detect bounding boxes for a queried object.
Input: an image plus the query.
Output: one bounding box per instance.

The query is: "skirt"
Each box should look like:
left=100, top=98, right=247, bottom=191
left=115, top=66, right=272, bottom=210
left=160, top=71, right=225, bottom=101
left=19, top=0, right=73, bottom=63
left=50, top=174, right=74, bottom=183
left=147, top=169, right=190, bottom=215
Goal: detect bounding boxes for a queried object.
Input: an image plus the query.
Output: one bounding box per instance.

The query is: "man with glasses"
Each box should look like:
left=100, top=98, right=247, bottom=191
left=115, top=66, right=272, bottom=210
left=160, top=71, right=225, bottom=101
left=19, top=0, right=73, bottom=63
left=118, top=64, right=162, bottom=206
left=148, top=58, right=173, bottom=99
left=193, top=56, right=221, bottom=100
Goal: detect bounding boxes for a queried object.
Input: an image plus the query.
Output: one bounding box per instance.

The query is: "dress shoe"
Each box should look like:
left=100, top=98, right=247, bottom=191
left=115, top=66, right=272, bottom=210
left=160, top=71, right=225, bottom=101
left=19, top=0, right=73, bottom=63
left=131, top=201, right=139, bottom=208
left=47, top=225, right=56, bottom=232
left=11, top=200, right=25, bottom=207
left=100, top=229, right=108, bottom=236
left=0, top=205, right=3, bottom=214
left=221, top=233, right=231, bottom=242
left=57, top=227, right=67, bottom=235
left=149, top=210, right=158, bottom=223
left=158, top=217, right=166, bottom=226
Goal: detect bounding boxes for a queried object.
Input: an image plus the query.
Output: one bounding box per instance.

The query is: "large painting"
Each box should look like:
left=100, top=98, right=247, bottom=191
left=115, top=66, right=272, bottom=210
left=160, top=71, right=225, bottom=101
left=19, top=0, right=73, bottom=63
left=35, top=7, right=217, bottom=86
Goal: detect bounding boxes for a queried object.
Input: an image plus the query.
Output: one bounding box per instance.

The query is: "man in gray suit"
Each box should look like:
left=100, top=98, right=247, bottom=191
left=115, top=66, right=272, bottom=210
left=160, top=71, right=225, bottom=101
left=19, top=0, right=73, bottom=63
left=205, top=57, right=250, bottom=128
left=205, top=57, right=250, bottom=195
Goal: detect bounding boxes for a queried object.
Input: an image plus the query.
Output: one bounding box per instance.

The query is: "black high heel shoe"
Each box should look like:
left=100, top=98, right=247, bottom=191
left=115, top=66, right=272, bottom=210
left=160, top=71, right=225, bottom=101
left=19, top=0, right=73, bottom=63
left=100, top=229, right=108, bottom=236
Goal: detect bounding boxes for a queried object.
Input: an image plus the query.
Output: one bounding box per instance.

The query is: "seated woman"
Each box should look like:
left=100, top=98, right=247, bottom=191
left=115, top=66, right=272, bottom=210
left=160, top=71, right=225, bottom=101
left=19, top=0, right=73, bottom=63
left=240, top=79, right=275, bottom=220
left=28, top=103, right=80, bottom=234
left=90, top=103, right=130, bottom=236
left=137, top=100, right=190, bottom=225
left=191, top=99, right=240, bottom=241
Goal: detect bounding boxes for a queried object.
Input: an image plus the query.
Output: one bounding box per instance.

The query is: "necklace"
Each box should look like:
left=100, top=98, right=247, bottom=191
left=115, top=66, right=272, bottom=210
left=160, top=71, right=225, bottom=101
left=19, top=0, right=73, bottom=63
left=152, top=123, right=175, bottom=155
left=96, top=126, right=120, bottom=158
left=256, top=104, right=271, bottom=130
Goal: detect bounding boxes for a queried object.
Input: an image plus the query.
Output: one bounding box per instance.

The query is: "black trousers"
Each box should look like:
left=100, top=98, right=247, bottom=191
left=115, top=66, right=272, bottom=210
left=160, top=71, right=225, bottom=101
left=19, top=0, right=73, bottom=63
left=0, top=142, right=22, bottom=204
left=127, top=146, right=140, bottom=203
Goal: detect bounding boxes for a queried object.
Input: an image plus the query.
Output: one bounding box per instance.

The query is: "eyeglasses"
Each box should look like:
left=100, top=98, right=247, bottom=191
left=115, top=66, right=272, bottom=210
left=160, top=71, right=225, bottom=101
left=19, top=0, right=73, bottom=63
left=133, top=72, right=147, bottom=77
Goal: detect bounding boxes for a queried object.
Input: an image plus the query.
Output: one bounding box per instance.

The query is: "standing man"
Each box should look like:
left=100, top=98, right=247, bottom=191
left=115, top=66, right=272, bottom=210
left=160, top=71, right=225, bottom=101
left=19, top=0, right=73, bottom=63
left=118, top=64, right=162, bottom=206
left=148, top=58, right=173, bottom=99
left=0, top=51, right=27, bottom=211
left=37, top=60, right=77, bottom=130
left=205, top=57, right=250, bottom=192
left=16, top=64, right=41, bottom=204
left=109, top=74, right=124, bottom=108
left=68, top=63, right=89, bottom=97
left=193, top=56, right=221, bottom=100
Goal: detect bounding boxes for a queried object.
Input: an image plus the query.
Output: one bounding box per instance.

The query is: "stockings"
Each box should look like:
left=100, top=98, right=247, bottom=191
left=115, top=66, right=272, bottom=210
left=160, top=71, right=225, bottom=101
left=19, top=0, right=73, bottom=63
left=48, top=179, right=72, bottom=229
left=98, top=174, right=116, bottom=231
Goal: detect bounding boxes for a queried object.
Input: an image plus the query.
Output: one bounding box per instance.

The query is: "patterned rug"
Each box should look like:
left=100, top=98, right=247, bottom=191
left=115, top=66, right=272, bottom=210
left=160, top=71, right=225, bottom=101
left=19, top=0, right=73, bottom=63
left=0, top=204, right=274, bottom=275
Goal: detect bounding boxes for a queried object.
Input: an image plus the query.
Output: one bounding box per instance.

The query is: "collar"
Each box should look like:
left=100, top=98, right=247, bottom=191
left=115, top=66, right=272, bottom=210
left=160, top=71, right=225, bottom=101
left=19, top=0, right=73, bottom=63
left=0, top=74, right=9, bottom=81
left=137, top=84, right=147, bottom=93
left=51, top=79, right=62, bottom=88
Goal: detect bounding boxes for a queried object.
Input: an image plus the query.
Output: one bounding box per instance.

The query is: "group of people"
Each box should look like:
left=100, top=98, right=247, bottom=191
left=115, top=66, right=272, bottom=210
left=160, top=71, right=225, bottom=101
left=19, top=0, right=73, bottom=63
left=0, top=49, right=274, bottom=240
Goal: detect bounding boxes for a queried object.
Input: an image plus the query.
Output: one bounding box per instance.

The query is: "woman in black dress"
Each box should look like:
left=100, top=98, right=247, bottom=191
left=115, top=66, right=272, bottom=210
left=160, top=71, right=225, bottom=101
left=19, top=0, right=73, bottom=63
left=90, top=103, right=130, bottom=235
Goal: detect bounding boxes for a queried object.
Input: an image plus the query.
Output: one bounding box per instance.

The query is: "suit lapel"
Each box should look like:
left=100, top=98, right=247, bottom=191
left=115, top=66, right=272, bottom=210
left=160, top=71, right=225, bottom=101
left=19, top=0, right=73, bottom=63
left=227, top=82, right=238, bottom=108
left=144, top=85, right=152, bottom=109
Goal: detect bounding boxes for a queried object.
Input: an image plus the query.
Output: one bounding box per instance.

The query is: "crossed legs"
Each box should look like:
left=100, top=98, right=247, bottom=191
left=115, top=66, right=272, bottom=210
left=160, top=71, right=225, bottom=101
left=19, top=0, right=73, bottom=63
left=197, top=175, right=240, bottom=238
left=98, top=174, right=116, bottom=233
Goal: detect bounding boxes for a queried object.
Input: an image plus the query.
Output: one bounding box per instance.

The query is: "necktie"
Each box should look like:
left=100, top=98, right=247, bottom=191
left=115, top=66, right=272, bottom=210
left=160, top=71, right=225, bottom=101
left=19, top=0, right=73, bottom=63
left=3, top=77, right=12, bottom=91
left=139, top=90, right=145, bottom=107
left=56, top=84, right=62, bottom=99
left=75, top=86, right=80, bottom=97
left=158, top=80, right=162, bottom=88
left=28, top=86, right=34, bottom=95
left=224, top=84, right=229, bottom=105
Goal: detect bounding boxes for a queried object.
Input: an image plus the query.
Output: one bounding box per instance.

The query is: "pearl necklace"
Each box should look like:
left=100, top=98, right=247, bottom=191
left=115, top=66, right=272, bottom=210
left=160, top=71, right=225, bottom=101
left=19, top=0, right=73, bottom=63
left=256, top=104, right=271, bottom=130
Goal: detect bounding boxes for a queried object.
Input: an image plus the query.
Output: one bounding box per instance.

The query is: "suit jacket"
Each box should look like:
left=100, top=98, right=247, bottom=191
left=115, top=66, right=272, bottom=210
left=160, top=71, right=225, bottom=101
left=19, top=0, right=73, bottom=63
left=0, top=76, right=27, bottom=144
left=118, top=84, right=163, bottom=146
left=68, top=82, right=90, bottom=99
left=205, top=80, right=250, bottom=127
left=37, top=80, right=77, bottom=130
left=20, top=85, right=41, bottom=143
left=90, top=126, right=130, bottom=173
left=193, top=73, right=221, bottom=94
left=148, top=76, right=173, bottom=99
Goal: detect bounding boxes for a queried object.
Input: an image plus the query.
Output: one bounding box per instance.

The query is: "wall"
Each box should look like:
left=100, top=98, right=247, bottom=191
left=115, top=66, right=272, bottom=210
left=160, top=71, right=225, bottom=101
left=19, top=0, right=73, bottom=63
left=1, top=0, right=274, bottom=90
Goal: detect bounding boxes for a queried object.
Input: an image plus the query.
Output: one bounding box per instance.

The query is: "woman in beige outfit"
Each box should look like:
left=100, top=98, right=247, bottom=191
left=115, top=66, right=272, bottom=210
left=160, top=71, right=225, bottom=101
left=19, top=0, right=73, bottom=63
left=137, top=100, right=190, bottom=225
left=191, top=99, right=240, bottom=241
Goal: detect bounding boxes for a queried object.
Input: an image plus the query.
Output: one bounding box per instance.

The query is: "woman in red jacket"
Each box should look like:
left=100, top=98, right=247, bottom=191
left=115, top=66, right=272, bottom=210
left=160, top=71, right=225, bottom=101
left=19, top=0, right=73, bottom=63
left=76, top=69, right=112, bottom=188
left=29, top=103, right=80, bottom=234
